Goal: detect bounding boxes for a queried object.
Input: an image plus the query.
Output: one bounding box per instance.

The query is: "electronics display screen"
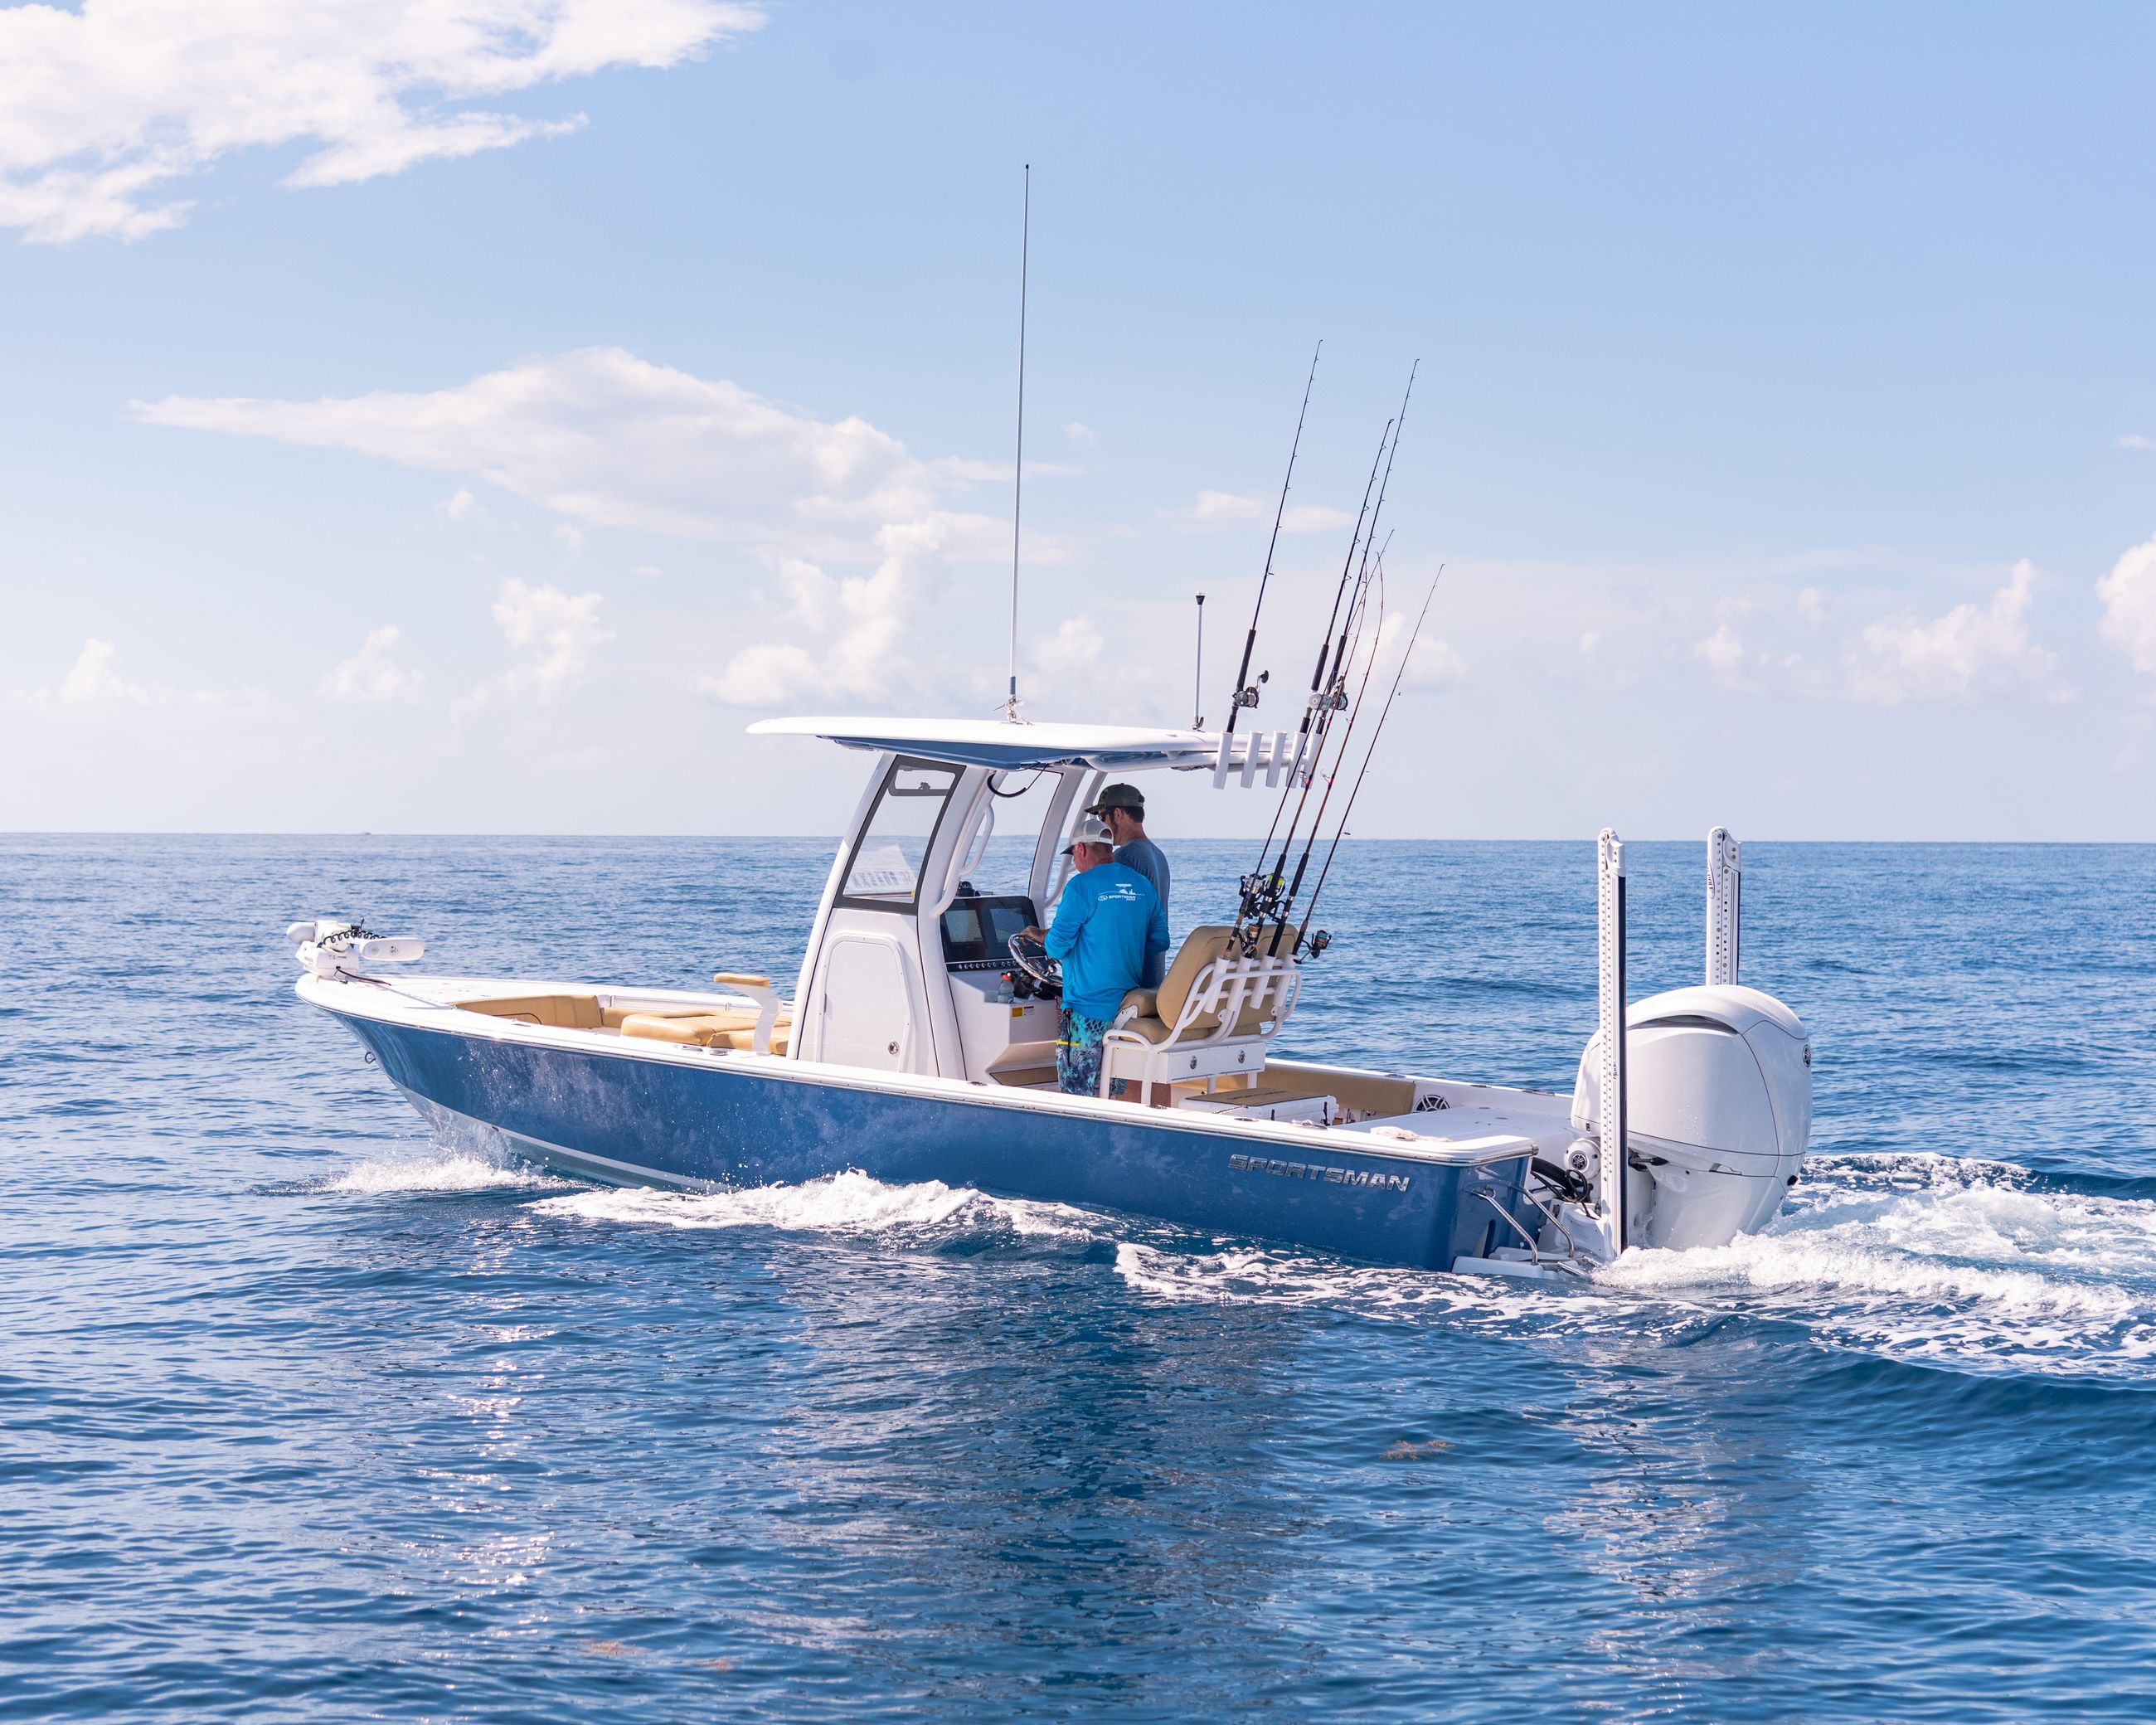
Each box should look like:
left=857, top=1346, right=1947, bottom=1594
left=940, top=896, right=1038, bottom=967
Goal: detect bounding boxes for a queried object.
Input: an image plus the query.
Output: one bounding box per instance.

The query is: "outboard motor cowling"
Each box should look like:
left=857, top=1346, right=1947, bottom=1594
left=1571, top=984, right=1811, bottom=1251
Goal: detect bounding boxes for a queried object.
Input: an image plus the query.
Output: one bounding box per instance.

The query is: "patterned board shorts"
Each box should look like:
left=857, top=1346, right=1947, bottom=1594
left=1056, top=1010, right=1124, bottom=1098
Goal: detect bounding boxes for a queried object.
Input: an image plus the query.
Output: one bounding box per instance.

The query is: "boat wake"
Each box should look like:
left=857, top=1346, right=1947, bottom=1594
left=1113, top=1153, right=2156, bottom=1377
left=337, top=1140, right=2156, bottom=1378
left=327, top=1148, right=566, bottom=1195
left=527, top=1169, right=1102, bottom=1245
left=1603, top=1151, right=2156, bottom=1378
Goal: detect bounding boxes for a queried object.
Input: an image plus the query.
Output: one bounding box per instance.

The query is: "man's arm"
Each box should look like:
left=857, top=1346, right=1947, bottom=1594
left=1144, top=886, right=1169, bottom=967
left=1043, top=877, right=1088, bottom=960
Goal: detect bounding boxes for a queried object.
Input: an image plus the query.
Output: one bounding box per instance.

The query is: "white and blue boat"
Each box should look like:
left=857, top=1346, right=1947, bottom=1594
left=292, top=717, right=1813, bottom=1276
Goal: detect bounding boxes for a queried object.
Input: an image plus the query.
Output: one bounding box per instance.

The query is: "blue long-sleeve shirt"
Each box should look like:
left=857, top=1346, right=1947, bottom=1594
left=1044, top=862, right=1169, bottom=1021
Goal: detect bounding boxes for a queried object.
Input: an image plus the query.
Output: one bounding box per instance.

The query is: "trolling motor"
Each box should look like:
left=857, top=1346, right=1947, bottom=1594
left=287, top=918, right=425, bottom=980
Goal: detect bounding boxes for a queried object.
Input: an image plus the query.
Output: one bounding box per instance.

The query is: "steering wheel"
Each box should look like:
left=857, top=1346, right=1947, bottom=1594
left=1006, top=931, right=1062, bottom=992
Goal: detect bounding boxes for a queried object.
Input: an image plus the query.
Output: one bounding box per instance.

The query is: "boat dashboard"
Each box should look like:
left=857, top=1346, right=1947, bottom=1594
left=937, top=892, right=1038, bottom=974
left=939, top=892, right=1060, bottom=1081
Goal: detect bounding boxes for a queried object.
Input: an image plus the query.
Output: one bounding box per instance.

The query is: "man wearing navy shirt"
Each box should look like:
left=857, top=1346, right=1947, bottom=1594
left=1088, top=783, right=1171, bottom=989
left=1026, top=816, right=1168, bottom=1099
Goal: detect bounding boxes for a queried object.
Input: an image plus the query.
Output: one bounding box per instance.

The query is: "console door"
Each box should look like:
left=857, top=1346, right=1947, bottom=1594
left=818, top=934, right=916, bottom=1071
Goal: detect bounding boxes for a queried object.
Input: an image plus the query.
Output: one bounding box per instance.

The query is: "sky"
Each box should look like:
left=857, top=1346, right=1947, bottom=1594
left=2, top=0, right=2154, bottom=840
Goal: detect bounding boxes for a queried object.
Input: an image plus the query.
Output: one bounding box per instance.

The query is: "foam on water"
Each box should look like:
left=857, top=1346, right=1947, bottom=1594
left=1602, top=1153, right=2156, bottom=1377
left=528, top=1169, right=1102, bottom=1244
left=328, top=1148, right=565, bottom=1195
left=515, top=1151, right=2156, bottom=1381
left=1110, top=1237, right=1550, bottom=1323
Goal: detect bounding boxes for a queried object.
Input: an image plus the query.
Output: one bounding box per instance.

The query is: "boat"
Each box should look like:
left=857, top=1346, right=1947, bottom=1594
left=290, top=717, right=1813, bottom=1276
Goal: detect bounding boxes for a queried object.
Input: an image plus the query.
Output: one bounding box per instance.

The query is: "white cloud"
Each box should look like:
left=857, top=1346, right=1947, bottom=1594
left=1578, top=630, right=1600, bottom=660
left=1064, top=421, right=1097, bottom=448
left=1845, top=559, right=2065, bottom=703
left=705, top=640, right=819, bottom=708
left=0, top=1, right=763, bottom=244
left=143, top=346, right=1039, bottom=711
left=1027, top=614, right=1105, bottom=692
left=319, top=625, right=421, bottom=703
left=442, top=487, right=488, bottom=523
left=29, top=635, right=265, bottom=712
left=702, top=522, right=952, bottom=707
left=136, top=346, right=1003, bottom=560
left=554, top=522, right=586, bottom=555
left=1693, top=624, right=1750, bottom=689
left=61, top=637, right=145, bottom=703
left=2119, top=435, right=2154, bottom=451
left=1797, top=586, right=1827, bottom=623
left=2096, top=532, right=2156, bottom=678
left=1184, top=489, right=1354, bottom=535
left=459, top=578, right=608, bottom=713
left=1367, top=612, right=1465, bottom=689
left=494, top=577, right=605, bottom=690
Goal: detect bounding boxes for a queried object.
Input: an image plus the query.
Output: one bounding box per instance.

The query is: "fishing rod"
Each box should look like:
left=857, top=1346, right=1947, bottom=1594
left=1263, top=538, right=1390, bottom=956
left=1294, top=562, right=1446, bottom=959
left=1251, top=360, right=1419, bottom=950
left=1221, top=341, right=1321, bottom=743
left=1234, top=413, right=1395, bottom=940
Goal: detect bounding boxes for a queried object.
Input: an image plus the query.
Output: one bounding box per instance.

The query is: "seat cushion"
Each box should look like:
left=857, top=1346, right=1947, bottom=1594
left=618, top=1010, right=731, bottom=1044
left=702, top=1023, right=793, bottom=1054
left=619, top=1008, right=791, bottom=1050
left=1155, top=926, right=1238, bottom=1028
left=1111, top=1014, right=1174, bottom=1045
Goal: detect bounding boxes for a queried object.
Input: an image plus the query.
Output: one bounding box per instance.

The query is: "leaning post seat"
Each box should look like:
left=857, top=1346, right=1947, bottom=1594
left=1100, top=925, right=1300, bottom=1097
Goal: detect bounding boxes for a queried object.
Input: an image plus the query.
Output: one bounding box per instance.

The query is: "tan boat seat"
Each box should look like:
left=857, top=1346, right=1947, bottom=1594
left=1100, top=925, right=1300, bottom=1098
left=619, top=1008, right=793, bottom=1054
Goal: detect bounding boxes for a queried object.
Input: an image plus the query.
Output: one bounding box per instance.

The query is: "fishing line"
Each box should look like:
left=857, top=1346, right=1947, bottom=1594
left=1221, top=341, right=1321, bottom=743
left=1295, top=561, right=1447, bottom=955
left=1236, top=414, right=1394, bottom=943
left=1266, top=545, right=1389, bottom=955
left=1248, top=360, right=1417, bottom=949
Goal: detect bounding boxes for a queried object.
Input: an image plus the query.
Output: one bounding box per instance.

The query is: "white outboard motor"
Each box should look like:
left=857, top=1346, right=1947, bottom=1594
left=1572, top=984, right=1812, bottom=1251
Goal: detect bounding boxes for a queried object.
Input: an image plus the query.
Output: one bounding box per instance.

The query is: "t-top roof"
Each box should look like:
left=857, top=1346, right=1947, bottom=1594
left=746, top=715, right=1223, bottom=772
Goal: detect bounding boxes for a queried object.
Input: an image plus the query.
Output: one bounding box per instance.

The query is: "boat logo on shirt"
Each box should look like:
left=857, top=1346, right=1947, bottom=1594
left=1228, top=1153, right=1411, bottom=1192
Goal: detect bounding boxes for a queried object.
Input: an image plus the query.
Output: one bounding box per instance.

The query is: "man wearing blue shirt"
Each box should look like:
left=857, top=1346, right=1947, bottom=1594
left=1088, top=783, right=1171, bottom=989
left=1027, top=816, right=1169, bottom=1099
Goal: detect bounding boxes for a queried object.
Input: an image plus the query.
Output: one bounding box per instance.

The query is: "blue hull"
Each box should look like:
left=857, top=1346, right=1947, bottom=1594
left=339, top=1010, right=1535, bottom=1272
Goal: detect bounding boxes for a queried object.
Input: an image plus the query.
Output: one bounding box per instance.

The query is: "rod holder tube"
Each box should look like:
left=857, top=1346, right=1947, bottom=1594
left=1707, top=826, right=1741, bottom=987
left=1596, top=828, right=1629, bottom=1251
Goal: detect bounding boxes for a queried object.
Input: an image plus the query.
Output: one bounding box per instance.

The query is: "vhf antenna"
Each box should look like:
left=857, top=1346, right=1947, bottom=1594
left=1192, top=593, right=1206, bottom=729
left=1003, top=164, right=1031, bottom=722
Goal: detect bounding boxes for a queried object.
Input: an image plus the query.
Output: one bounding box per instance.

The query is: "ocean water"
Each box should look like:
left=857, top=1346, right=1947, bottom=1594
left=3, top=834, right=2154, bottom=1723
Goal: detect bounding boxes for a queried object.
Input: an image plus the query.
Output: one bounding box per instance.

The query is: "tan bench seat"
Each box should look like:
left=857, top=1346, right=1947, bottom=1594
left=618, top=1008, right=793, bottom=1053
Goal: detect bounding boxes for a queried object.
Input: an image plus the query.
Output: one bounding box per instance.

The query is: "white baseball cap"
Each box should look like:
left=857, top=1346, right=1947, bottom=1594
left=1061, top=816, right=1114, bottom=854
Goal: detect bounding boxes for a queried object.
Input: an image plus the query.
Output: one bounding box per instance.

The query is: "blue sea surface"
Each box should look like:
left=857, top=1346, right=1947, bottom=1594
left=3, top=835, right=2155, bottom=1723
